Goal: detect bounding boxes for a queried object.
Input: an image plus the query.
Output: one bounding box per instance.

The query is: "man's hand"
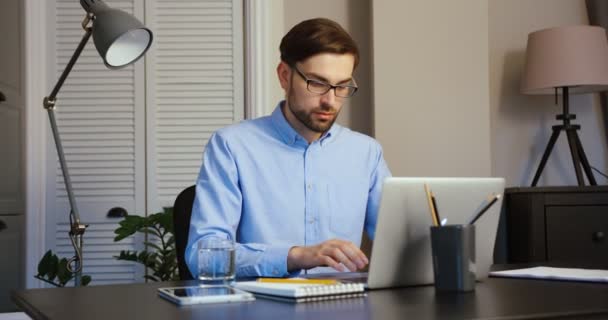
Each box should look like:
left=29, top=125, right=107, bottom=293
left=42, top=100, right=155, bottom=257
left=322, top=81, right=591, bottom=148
left=287, top=239, right=369, bottom=272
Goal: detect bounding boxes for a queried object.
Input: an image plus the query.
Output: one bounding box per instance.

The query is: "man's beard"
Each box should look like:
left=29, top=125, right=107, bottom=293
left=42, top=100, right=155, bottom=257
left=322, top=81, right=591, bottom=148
left=287, top=90, right=339, bottom=133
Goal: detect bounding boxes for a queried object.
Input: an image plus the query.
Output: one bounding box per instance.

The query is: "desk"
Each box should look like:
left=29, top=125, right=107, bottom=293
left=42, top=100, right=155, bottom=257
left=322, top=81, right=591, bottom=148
left=12, top=277, right=608, bottom=320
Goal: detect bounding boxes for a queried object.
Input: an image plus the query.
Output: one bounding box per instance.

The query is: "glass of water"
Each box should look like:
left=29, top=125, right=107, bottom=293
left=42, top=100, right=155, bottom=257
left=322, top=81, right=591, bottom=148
left=197, top=237, right=236, bottom=284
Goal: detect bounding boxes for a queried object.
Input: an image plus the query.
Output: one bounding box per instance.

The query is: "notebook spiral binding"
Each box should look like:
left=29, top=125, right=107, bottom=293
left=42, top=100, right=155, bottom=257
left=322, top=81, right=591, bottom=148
left=294, top=283, right=365, bottom=297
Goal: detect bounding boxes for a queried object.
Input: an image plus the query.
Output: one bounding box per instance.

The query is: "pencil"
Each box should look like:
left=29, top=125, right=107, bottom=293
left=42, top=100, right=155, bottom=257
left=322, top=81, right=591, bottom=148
left=257, top=278, right=338, bottom=285
left=424, top=184, right=439, bottom=226
left=468, top=194, right=501, bottom=225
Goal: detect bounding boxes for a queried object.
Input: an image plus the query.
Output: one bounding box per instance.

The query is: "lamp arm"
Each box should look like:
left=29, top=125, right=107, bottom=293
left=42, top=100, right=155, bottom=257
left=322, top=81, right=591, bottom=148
left=42, top=16, right=93, bottom=286
left=47, top=16, right=93, bottom=101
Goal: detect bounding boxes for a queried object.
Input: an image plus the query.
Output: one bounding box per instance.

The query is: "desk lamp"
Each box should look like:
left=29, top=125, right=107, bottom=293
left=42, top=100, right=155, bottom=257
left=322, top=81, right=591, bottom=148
left=521, top=25, right=608, bottom=186
left=43, top=0, right=153, bottom=286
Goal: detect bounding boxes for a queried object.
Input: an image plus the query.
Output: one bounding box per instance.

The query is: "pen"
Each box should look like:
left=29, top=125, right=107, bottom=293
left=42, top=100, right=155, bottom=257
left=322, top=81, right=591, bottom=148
left=468, top=194, right=501, bottom=225
left=431, top=192, right=442, bottom=226
left=257, top=278, right=338, bottom=285
left=424, top=184, right=439, bottom=226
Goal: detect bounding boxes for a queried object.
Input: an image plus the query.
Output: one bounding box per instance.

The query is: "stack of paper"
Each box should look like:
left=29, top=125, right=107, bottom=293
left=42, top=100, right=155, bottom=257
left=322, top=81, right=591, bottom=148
left=489, top=267, right=608, bottom=283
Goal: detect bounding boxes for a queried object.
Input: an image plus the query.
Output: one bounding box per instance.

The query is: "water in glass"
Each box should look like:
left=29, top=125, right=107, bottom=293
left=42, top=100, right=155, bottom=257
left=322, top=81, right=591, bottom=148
left=197, top=239, right=235, bottom=284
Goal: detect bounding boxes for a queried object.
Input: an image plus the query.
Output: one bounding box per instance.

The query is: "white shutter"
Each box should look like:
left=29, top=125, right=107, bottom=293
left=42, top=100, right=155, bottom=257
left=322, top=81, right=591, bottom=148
left=49, top=0, right=146, bottom=285
left=47, top=0, right=244, bottom=285
left=145, top=0, right=244, bottom=211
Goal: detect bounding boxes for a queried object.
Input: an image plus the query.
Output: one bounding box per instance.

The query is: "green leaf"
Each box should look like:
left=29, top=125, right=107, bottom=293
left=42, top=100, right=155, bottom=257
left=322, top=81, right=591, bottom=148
left=81, top=275, right=92, bottom=286
left=113, top=232, right=129, bottom=242
left=125, top=215, right=145, bottom=227
left=115, top=251, right=139, bottom=262
left=158, top=210, right=174, bottom=234
left=56, top=258, right=72, bottom=286
left=47, top=254, right=59, bottom=281
left=114, top=215, right=146, bottom=241
left=37, top=250, right=54, bottom=277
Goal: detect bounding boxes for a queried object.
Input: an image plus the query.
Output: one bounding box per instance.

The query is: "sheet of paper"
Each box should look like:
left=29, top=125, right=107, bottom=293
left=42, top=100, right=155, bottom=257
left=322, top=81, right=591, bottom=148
left=489, top=266, right=608, bottom=283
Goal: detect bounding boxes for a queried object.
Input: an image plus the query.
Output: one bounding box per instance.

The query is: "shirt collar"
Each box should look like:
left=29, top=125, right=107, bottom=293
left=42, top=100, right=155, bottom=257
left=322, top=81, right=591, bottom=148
left=270, top=101, right=340, bottom=147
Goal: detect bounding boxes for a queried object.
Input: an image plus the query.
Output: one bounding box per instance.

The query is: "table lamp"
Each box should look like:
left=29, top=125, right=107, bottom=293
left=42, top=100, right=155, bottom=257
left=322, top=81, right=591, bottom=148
left=521, top=25, right=608, bottom=187
left=43, top=0, right=153, bottom=286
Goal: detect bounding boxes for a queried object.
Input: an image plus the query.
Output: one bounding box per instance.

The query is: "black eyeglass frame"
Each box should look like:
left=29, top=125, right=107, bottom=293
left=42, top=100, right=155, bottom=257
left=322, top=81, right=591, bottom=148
left=292, top=65, right=358, bottom=98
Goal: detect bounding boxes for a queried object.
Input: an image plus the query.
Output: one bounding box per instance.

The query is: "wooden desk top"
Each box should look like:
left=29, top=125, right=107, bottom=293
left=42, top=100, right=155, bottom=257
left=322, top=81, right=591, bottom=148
left=12, top=277, right=608, bottom=320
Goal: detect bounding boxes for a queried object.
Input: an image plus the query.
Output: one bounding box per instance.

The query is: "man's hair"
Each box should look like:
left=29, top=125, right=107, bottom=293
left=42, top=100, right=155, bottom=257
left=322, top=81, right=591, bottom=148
left=280, top=18, right=359, bottom=69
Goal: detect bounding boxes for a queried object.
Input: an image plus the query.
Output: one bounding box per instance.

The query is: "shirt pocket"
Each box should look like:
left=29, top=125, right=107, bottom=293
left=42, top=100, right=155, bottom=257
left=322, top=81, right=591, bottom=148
left=327, top=178, right=369, bottom=239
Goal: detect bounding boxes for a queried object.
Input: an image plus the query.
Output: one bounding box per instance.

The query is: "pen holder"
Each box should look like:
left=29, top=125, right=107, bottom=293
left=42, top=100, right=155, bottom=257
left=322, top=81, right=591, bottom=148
left=430, top=224, right=476, bottom=292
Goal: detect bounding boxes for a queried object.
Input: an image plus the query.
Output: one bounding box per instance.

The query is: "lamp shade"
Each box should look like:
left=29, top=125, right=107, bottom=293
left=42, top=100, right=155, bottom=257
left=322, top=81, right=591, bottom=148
left=81, top=0, right=153, bottom=69
left=521, top=25, right=608, bottom=95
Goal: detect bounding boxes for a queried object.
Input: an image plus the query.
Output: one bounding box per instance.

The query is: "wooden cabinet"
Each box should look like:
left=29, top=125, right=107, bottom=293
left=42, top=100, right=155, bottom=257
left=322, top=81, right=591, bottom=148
left=505, top=186, right=608, bottom=267
left=0, top=0, right=24, bottom=311
left=0, top=215, right=23, bottom=312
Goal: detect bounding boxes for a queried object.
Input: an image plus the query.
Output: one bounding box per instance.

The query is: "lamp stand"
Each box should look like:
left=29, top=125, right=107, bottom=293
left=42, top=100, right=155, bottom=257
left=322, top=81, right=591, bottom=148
left=42, top=14, right=94, bottom=286
left=531, top=87, right=597, bottom=187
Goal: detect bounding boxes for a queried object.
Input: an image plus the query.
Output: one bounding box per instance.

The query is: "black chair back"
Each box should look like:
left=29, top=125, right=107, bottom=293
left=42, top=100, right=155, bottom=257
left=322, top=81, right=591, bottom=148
left=173, top=185, right=196, bottom=280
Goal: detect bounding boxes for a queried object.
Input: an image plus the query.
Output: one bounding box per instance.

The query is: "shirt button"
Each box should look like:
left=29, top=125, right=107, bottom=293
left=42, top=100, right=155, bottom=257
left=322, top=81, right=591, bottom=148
left=307, top=184, right=312, bottom=190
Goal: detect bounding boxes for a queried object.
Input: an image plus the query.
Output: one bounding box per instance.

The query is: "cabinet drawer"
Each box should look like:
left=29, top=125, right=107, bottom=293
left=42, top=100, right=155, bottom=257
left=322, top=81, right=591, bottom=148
left=545, top=206, right=608, bottom=266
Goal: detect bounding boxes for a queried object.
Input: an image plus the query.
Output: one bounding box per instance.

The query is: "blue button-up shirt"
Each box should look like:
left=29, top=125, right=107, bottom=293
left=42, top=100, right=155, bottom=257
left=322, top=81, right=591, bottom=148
left=185, top=102, right=391, bottom=278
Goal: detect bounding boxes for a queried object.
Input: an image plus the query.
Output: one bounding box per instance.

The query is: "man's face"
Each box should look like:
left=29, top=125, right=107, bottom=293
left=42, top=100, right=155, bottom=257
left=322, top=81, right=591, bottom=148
left=278, top=53, right=356, bottom=137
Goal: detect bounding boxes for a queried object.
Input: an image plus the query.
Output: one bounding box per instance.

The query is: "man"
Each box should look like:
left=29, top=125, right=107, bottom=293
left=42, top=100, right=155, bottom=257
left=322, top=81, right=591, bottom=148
left=185, top=18, right=391, bottom=278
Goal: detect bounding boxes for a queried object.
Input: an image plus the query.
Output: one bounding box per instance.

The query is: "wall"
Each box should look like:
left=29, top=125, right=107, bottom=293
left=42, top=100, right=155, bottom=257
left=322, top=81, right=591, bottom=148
left=283, top=0, right=372, bottom=136
left=489, top=0, right=608, bottom=187
left=372, top=0, right=491, bottom=177
left=369, top=0, right=608, bottom=184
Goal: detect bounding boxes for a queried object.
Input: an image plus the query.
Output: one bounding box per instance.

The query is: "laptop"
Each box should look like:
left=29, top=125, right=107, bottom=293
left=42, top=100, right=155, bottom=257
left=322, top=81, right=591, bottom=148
left=309, top=177, right=505, bottom=289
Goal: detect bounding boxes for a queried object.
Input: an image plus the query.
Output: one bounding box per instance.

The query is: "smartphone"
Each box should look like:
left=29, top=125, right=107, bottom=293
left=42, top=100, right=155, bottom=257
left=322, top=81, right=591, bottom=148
left=158, top=285, right=255, bottom=305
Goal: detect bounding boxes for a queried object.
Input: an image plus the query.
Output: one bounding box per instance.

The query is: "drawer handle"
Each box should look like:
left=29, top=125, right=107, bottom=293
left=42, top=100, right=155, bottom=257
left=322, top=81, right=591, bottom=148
left=0, top=219, right=6, bottom=232
left=107, top=207, right=128, bottom=218
left=592, top=231, right=605, bottom=243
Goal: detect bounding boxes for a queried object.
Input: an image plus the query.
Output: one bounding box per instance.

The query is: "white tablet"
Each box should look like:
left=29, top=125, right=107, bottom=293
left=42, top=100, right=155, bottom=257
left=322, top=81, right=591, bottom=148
left=158, top=285, right=255, bottom=305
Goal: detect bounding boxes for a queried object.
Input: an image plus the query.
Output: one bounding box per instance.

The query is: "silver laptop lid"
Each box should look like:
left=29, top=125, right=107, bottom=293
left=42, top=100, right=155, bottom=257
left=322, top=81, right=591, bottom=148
left=367, top=177, right=505, bottom=289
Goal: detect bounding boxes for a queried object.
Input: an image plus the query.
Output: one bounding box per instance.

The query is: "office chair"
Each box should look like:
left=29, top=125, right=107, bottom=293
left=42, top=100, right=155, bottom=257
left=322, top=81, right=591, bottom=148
left=172, top=185, right=196, bottom=280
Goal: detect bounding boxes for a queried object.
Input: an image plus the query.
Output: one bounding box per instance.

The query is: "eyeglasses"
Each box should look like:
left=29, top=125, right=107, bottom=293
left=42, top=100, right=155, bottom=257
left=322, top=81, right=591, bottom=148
left=292, top=65, right=358, bottom=98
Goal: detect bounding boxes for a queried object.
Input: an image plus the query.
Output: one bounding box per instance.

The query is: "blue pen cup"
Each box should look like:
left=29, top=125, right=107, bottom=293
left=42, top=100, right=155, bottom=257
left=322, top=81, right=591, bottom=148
left=430, top=224, right=476, bottom=292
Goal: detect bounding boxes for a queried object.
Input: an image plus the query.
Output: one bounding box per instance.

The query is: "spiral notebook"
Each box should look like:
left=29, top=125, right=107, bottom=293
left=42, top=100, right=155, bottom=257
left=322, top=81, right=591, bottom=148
left=233, top=280, right=366, bottom=303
